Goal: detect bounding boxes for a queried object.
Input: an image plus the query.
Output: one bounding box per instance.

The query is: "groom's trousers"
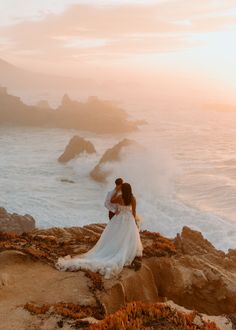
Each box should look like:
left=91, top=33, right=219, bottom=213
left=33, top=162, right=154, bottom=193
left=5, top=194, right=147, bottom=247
left=109, top=211, right=115, bottom=220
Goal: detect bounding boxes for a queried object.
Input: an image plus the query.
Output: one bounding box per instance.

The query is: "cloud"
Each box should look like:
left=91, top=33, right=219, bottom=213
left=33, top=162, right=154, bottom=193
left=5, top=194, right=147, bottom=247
left=0, top=1, right=236, bottom=64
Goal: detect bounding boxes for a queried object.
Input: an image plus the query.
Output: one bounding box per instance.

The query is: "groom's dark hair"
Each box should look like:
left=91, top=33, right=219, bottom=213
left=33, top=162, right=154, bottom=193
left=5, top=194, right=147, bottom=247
left=115, top=178, right=123, bottom=186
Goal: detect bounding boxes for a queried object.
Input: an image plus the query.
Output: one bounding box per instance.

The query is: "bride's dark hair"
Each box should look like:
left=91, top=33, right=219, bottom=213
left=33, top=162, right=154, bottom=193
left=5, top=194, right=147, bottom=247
left=121, top=182, right=133, bottom=205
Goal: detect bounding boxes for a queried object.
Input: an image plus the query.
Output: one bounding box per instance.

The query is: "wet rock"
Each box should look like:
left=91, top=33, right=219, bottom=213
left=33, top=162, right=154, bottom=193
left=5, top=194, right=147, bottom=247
left=90, top=138, right=137, bottom=182
left=60, top=179, right=75, bottom=184
left=58, top=135, right=96, bottom=163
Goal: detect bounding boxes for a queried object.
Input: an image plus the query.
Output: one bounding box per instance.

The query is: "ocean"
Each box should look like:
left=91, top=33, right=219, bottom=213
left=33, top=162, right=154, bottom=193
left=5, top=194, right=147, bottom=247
left=0, top=102, right=235, bottom=251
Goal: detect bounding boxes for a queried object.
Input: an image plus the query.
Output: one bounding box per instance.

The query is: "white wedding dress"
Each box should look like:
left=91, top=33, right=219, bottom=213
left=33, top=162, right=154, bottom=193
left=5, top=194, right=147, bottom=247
left=56, top=205, right=143, bottom=279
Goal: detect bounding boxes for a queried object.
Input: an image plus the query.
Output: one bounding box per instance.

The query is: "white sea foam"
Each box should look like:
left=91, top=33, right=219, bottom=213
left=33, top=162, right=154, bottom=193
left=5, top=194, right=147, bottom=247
left=100, top=144, right=236, bottom=251
left=0, top=105, right=235, bottom=252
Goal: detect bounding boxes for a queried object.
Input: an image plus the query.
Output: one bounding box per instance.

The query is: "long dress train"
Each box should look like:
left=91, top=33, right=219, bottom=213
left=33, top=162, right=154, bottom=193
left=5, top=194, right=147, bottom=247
left=56, top=205, right=143, bottom=279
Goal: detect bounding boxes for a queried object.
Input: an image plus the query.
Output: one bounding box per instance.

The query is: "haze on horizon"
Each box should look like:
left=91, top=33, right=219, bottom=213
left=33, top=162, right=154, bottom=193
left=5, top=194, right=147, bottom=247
left=1, top=0, right=236, bottom=106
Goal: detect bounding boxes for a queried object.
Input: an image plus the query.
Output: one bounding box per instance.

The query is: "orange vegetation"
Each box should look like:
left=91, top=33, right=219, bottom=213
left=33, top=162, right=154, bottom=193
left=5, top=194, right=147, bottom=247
left=0, top=228, right=176, bottom=269
left=24, top=302, right=105, bottom=327
left=141, top=230, right=176, bottom=257
left=24, top=301, right=220, bottom=330
left=88, top=301, right=220, bottom=330
left=0, top=230, right=93, bottom=265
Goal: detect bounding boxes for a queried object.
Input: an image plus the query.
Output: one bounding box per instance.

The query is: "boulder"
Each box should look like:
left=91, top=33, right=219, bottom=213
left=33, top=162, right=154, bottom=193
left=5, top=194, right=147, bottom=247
left=58, top=135, right=96, bottom=163
left=146, top=226, right=236, bottom=315
left=0, top=208, right=35, bottom=234
left=98, top=264, right=159, bottom=314
left=90, top=138, right=136, bottom=182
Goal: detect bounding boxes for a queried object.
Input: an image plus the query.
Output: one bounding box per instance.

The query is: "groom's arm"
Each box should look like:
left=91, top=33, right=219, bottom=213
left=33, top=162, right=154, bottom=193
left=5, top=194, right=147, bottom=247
left=111, top=188, right=122, bottom=203
left=104, top=191, right=112, bottom=210
left=105, top=190, right=117, bottom=212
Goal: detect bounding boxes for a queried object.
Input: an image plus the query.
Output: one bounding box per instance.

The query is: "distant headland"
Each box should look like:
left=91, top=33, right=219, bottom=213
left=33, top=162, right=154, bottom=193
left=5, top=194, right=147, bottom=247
left=0, top=86, right=139, bottom=133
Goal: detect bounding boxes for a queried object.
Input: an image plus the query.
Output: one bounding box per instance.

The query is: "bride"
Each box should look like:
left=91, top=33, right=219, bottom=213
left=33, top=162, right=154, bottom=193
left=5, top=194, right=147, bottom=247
left=56, top=182, right=143, bottom=279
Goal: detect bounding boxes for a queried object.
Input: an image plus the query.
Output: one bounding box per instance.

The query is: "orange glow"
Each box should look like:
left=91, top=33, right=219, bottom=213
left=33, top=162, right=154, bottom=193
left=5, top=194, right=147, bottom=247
left=0, top=1, right=236, bottom=105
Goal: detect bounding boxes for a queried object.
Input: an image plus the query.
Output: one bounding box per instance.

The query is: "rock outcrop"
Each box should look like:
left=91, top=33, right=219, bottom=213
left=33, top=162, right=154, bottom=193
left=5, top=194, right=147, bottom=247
left=148, top=226, right=236, bottom=315
left=0, top=207, right=35, bottom=234
left=0, top=218, right=235, bottom=329
left=58, top=135, right=96, bottom=163
left=90, top=139, right=136, bottom=182
left=0, top=87, right=138, bottom=133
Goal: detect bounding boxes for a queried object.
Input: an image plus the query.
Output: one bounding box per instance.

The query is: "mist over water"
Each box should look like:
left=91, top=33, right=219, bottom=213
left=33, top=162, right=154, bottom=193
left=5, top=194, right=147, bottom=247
left=0, top=103, right=235, bottom=251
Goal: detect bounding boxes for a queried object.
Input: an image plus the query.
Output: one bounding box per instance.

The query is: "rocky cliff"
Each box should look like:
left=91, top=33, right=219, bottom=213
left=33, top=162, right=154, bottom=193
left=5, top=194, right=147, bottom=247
left=0, top=207, right=35, bottom=234
left=0, top=215, right=235, bottom=329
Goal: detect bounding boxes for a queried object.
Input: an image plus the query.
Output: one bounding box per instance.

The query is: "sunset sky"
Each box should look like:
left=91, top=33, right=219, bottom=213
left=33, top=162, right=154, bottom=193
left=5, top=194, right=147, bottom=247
left=1, top=0, right=236, bottom=104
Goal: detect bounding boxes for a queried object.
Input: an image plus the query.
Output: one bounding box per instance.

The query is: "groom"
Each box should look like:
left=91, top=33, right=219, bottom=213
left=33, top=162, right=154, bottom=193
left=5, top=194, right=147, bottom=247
left=104, top=178, right=123, bottom=220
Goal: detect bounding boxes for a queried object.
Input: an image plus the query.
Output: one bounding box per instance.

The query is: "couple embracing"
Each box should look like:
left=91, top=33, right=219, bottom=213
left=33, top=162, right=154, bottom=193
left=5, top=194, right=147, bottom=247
left=56, top=178, right=143, bottom=279
left=105, top=178, right=141, bottom=229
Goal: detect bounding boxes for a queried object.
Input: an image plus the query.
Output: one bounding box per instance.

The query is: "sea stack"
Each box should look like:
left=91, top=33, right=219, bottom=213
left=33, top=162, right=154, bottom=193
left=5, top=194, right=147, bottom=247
left=90, top=138, right=136, bottom=182
left=58, top=135, right=96, bottom=163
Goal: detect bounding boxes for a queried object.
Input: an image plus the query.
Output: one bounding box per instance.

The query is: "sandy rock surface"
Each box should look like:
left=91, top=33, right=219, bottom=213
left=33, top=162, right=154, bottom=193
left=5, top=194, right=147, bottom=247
left=0, top=221, right=235, bottom=329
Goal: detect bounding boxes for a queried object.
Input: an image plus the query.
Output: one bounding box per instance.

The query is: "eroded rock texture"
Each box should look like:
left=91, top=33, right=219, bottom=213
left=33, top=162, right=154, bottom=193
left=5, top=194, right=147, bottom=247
left=58, top=135, right=96, bottom=163
left=0, top=218, right=235, bottom=329
left=0, top=207, right=35, bottom=235
left=90, top=138, right=137, bottom=182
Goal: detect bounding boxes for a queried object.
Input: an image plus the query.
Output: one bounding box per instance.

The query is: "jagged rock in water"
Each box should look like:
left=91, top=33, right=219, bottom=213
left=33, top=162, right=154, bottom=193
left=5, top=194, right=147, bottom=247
left=58, top=135, right=96, bottom=163
left=90, top=138, right=136, bottom=182
left=60, top=178, right=75, bottom=184
left=0, top=207, right=35, bottom=234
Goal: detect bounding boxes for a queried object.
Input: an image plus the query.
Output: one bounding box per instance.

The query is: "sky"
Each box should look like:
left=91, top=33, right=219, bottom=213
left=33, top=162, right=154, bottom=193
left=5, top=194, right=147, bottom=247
left=1, top=0, right=236, bottom=104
